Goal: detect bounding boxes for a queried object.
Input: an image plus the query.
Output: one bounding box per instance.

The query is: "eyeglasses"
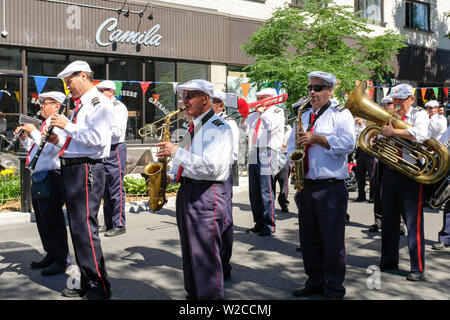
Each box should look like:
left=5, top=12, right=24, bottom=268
left=98, top=88, right=111, bottom=93
left=40, top=100, right=57, bottom=106
left=307, top=84, right=330, bottom=92
left=182, top=91, right=205, bottom=100
left=64, top=73, right=82, bottom=87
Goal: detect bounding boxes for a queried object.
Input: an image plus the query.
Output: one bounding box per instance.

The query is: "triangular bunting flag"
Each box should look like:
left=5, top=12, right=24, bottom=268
left=33, top=76, right=48, bottom=95
left=275, top=82, right=282, bottom=95
left=140, top=81, right=151, bottom=95
left=114, top=81, right=123, bottom=98
left=444, top=87, right=449, bottom=98
left=368, top=87, right=374, bottom=100
left=413, top=88, right=416, bottom=96
left=241, top=83, right=251, bottom=99
left=421, top=88, right=427, bottom=101
left=171, top=82, right=178, bottom=94
left=432, top=87, right=439, bottom=99
left=152, top=94, right=160, bottom=103
left=0, top=92, right=3, bottom=102
left=14, top=91, right=20, bottom=103
left=93, top=80, right=101, bottom=86
left=62, top=80, right=70, bottom=96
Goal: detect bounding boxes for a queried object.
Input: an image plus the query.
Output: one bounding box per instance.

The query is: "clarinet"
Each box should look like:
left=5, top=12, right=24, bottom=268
left=4, top=110, right=42, bottom=152
left=27, top=95, right=71, bottom=170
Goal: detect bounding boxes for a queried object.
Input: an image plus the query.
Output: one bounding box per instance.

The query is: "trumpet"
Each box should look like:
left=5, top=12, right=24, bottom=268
left=138, top=106, right=187, bottom=138
left=226, top=94, right=288, bottom=120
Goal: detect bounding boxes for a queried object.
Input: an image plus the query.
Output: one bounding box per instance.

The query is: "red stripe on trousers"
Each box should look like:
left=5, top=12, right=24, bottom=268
left=417, top=184, right=423, bottom=272
left=84, top=164, right=107, bottom=293
left=116, top=147, right=123, bottom=227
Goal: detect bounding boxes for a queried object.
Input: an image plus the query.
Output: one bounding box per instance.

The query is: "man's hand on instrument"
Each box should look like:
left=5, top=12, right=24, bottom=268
left=22, top=124, right=36, bottom=135
left=297, top=131, right=316, bottom=146
left=14, top=126, right=29, bottom=140
left=46, top=131, right=60, bottom=145
left=50, top=114, right=70, bottom=129
left=156, top=141, right=179, bottom=158
left=381, top=119, right=395, bottom=137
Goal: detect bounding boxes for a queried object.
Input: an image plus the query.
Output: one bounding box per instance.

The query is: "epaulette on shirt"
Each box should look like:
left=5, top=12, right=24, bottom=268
left=113, top=100, right=120, bottom=106
left=335, top=104, right=346, bottom=112
left=212, top=119, right=224, bottom=127
left=274, top=109, right=282, bottom=114
left=92, top=97, right=101, bottom=107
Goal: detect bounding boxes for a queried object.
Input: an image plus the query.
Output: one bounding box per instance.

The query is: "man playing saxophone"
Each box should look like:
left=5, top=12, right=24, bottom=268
left=287, top=71, right=355, bottom=300
left=378, top=83, right=430, bottom=281
left=155, top=79, right=234, bottom=300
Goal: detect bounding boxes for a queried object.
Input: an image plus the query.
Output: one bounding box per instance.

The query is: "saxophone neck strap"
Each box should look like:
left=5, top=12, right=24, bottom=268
left=306, top=101, right=331, bottom=132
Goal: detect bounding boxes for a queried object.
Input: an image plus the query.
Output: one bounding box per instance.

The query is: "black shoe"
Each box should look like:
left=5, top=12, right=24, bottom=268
left=368, top=224, right=379, bottom=232
left=82, top=288, right=112, bottom=300
left=406, top=271, right=425, bottom=281
left=224, top=271, right=231, bottom=281
left=62, top=287, right=89, bottom=298
left=281, top=207, right=289, bottom=212
left=378, top=263, right=399, bottom=271
left=105, top=227, right=126, bottom=237
left=292, top=286, right=323, bottom=297
left=30, top=256, right=53, bottom=269
left=354, top=197, right=366, bottom=202
left=258, top=229, right=273, bottom=237
left=41, top=261, right=67, bottom=276
left=246, top=225, right=263, bottom=234
left=432, top=242, right=448, bottom=250
left=99, top=225, right=107, bottom=233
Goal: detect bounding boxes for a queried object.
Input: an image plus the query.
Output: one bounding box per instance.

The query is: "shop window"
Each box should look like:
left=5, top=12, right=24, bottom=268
left=405, top=1, right=430, bottom=31
left=0, top=76, right=21, bottom=142
left=177, top=62, right=208, bottom=83
left=68, top=55, right=106, bottom=80
left=355, top=0, right=384, bottom=24
left=0, top=47, right=21, bottom=70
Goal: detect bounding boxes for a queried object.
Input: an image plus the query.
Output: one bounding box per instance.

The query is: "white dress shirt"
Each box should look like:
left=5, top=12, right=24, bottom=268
left=110, top=98, right=128, bottom=144
left=439, top=125, right=449, bottom=144
left=62, top=86, right=113, bottom=159
left=240, top=106, right=285, bottom=151
left=287, top=100, right=356, bottom=180
left=220, top=111, right=240, bottom=162
left=21, top=117, right=67, bottom=173
left=402, top=107, right=431, bottom=143
left=168, top=109, right=234, bottom=182
left=429, top=113, right=447, bottom=141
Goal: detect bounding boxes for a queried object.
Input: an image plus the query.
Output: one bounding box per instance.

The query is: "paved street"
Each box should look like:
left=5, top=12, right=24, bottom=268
left=0, top=177, right=449, bottom=301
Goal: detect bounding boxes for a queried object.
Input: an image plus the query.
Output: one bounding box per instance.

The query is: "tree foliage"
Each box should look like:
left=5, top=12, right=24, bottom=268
left=241, top=0, right=408, bottom=106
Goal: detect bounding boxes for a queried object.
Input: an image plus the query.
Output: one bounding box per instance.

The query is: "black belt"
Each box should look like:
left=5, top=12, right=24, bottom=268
left=180, top=177, right=223, bottom=185
left=61, top=157, right=102, bottom=166
left=305, top=178, right=343, bottom=184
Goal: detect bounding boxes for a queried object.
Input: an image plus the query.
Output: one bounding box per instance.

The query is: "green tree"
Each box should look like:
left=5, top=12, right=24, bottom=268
left=446, top=11, right=450, bottom=39
left=242, top=0, right=407, bottom=106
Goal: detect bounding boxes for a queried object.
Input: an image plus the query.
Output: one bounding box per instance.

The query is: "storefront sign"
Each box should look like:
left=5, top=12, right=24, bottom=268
left=148, top=97, right=170, bottom=116
left=96, top=17, right=162, bottom=47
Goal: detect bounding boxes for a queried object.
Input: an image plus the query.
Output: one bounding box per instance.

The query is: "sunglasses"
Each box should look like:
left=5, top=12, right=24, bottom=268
left=182, top=91, right=205, bottom=100
left=307, top=84, right=330, bottom=92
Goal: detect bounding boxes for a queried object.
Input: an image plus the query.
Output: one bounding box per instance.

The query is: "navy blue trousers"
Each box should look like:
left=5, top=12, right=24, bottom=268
left=62, top=161, right=111, bottom=294
left=248, top=148, right=276, bottom=233
left=103, top=143, right=127, bottom=229
left=221, top=173, right=234, bottom=276
left=438, top=201, right=450, bottom=245
left=31, top=170, right=69, bottom=265
left=356, top=149, right=375, bottom=200
left=273, top=162, right=290, bottom=209
left=176, top=180, right=228, bottom=300
left=297, top=180, right=348, bottom=298
left=381, top=168, right=425, bottom=272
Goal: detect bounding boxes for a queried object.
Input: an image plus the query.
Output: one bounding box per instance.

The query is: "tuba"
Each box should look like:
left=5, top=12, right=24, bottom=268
left=345, top=82, right=449, bottom=185
left=289, top=97, right=311, bottom=191
left=140, top=106, right=186, bottom=211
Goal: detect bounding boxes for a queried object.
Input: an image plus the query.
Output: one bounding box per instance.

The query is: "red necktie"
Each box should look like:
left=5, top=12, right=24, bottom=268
left=176, top=122, right=194, bottom=183
left=58, top=99, right=81, bottom=158
left=25, top=122, right=47, bottom=166
left=304, top=113, right=317, bottom=175
left=252, top=117, right=262, bottom=146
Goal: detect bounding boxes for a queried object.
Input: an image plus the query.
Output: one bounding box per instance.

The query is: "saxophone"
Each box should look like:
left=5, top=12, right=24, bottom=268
left=289, top=98, right=311, bottom=191
left=142, top=107, right=186, bottom=212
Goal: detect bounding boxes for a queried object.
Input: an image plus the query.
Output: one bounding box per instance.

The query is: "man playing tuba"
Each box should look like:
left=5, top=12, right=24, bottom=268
left=378, top=83, right=431, bottom=281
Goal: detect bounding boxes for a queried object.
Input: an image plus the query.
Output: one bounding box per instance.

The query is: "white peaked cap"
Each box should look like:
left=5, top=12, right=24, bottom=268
left=38, top=91, right=67, bottom=104
left=57, top=60, right=93, bottom=79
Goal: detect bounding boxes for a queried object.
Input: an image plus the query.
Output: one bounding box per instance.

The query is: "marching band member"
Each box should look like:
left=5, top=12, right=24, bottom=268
left=239, top=87, right=285, bottom=236
left=287, top=71, right=355, bottom=299
left=273, top=123, right=292, bottom=213
left=15, top=92, right=70, bottom=276
left=51, top=61, right=113, bottom=299
left=212, top=88, right=240, bottom=280
left=156, top=79, right=234, bottom=300
left=96, top=80, right=128, bottom=237
left=378, top=83, right=430, bottom=282
left=425, top=100, right=447, bottom=141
